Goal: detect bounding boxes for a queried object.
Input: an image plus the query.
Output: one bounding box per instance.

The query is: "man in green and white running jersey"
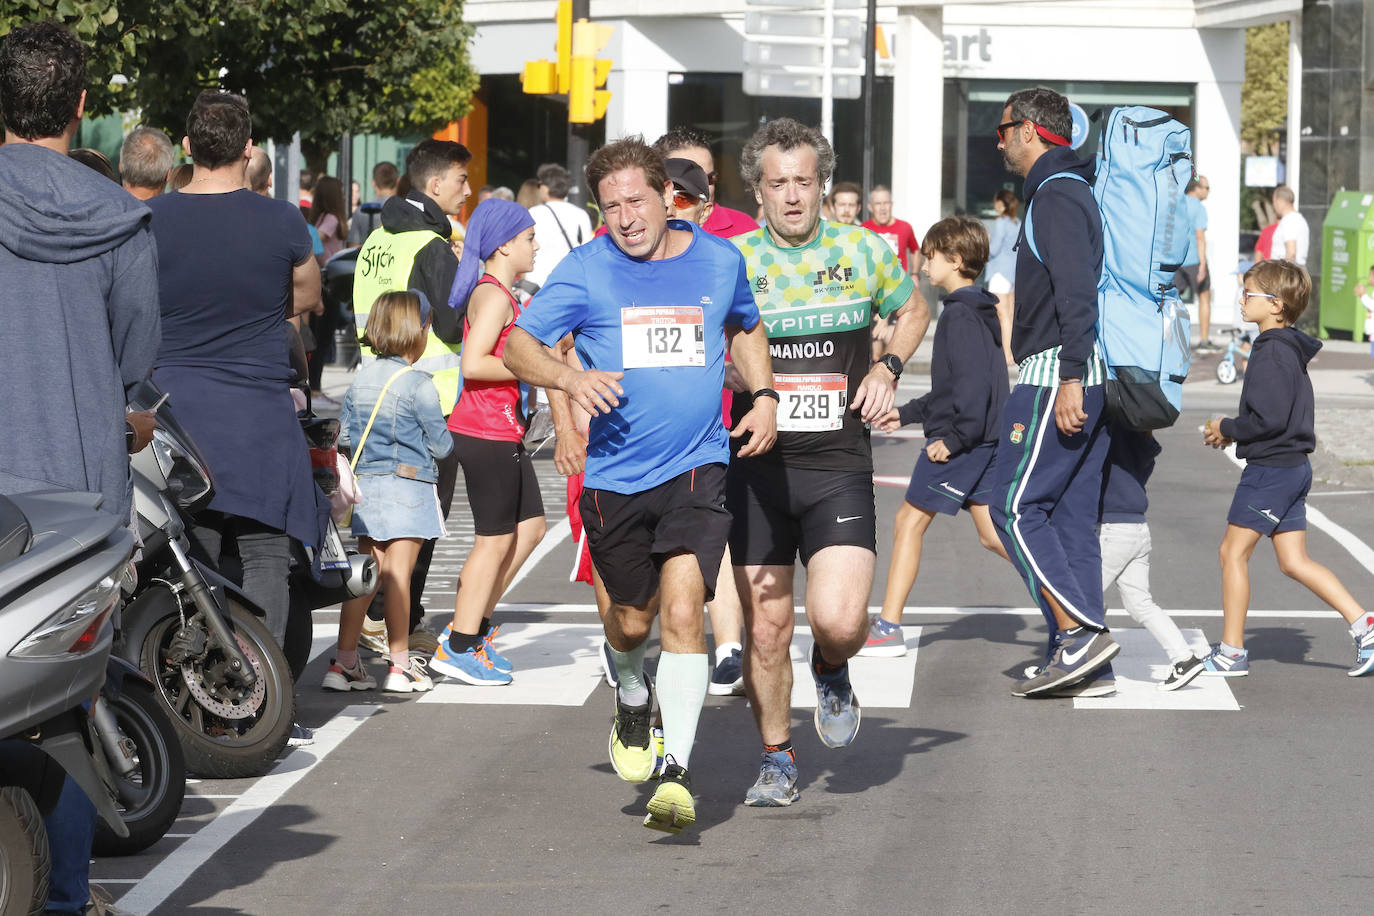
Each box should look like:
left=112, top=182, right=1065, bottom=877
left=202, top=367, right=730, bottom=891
left=727, top=118, right=931, bottom=807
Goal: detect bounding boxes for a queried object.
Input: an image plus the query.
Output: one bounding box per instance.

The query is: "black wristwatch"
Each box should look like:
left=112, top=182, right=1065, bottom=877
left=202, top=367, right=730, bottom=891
left=752, top=388, right=780, bottom=403
left=879, top=353, right=904, bottom=380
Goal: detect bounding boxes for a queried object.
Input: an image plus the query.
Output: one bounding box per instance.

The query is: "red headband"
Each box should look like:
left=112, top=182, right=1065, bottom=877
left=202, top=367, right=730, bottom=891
left=1033, top=123, right=1071, bottom=146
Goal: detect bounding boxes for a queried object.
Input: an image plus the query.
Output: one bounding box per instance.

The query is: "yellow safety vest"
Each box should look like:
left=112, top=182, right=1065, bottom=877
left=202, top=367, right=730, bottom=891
left=352, top=228, right=463, bottom=414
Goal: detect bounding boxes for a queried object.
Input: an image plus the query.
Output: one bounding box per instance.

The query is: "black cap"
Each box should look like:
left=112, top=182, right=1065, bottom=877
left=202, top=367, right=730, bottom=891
left=665, top=158, right=709, bottom=201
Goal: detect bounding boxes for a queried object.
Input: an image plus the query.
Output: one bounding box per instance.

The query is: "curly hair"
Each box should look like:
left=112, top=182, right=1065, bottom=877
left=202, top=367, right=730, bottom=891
left=739, top=118, right=835, bottom=190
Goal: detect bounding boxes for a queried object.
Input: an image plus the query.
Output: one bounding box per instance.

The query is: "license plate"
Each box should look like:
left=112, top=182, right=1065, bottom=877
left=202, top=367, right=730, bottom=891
left=319, top=523, right=351, bottom=571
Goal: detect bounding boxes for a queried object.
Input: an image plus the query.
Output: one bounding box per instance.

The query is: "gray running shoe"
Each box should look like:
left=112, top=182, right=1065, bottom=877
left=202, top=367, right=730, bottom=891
left=743, top=750, right=800, bottom=807
left=1012, top=629, right=1119, bottom=697
left=1022, top=629, right=1067, bottom=679
left=810, top=644, right=861, bottom=748
left=1047, top=663, right=1116, bottom=698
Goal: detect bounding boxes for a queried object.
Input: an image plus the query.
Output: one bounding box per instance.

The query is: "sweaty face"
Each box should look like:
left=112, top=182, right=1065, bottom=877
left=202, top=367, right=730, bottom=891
left=599, top=167, right=673, bottom=260
left=430, top=163, right=471, bottom=216
left=755, top=145, right=823, bottom=247
left=869, top=190, right=893, bottom=225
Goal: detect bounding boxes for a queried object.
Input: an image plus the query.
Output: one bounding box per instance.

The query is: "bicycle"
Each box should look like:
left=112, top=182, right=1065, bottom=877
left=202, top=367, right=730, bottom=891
left=1215, top=328, right=1249, bottom=384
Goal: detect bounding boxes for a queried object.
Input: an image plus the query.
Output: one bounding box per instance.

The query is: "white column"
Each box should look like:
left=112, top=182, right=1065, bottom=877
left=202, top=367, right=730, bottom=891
left=1195, top=29, right=1246, bottom=328
left=1286, top=13, right=1302, bottom=204
left=605, top=68, right=669, bottom=142
left=891, top=8, right=943, bottom=238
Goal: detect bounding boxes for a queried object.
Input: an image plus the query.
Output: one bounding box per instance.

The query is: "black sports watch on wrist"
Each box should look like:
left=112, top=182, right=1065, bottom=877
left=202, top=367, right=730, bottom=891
left=752, top=388, right=780, bottom=402
left=879, top=353, right=904, bottom=380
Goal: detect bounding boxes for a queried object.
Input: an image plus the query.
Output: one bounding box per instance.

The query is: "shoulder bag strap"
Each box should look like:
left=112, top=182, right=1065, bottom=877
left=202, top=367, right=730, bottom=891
left=543, top=203, right=575, bottom=249
left=349, top=365, right=415, bottom=472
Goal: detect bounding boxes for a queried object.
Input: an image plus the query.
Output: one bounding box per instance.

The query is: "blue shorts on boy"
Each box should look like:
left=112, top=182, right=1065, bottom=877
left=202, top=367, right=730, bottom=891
left=904, top=443, right=996, bottom=516
left=1227, top=462, right=1311, bottom=535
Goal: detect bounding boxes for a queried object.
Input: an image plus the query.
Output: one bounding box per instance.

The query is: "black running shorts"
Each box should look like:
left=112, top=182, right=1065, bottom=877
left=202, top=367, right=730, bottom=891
left=726, top=461, right=876, bottom=566
left=453, top=433, right=545, bottom=536
left=579, top=463, right=730, bottom=608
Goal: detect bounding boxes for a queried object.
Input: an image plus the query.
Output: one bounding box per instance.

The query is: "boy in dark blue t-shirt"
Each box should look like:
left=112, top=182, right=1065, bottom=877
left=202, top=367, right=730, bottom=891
left=1201, top=260, right=1374, bottom=677
left=861, top=217, right=1010, bottom=657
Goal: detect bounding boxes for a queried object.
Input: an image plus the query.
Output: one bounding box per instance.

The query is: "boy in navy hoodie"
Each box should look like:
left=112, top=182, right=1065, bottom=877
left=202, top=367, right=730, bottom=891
left=1201, top=260, right=1374, bottom=677
left=861, top=217, right=1010, bottom=656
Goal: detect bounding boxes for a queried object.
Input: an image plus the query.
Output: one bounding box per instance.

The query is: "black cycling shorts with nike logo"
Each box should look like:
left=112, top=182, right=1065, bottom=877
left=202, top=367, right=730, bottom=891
left=726, top=461, right=876, bottom=566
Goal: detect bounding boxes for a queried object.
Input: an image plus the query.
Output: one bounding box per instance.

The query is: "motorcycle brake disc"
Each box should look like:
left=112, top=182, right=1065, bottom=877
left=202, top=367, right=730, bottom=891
left=180, top=632, right=267, bottom=720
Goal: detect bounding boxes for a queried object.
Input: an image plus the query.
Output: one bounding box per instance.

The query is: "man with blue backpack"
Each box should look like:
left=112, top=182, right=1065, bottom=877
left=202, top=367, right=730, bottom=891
left=989, top=86, right=1119, bottom=697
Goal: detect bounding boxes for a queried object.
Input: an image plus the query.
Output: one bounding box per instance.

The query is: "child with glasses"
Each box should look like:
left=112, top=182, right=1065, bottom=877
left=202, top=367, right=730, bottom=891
left=1201, top=260, right=1374, bottom=677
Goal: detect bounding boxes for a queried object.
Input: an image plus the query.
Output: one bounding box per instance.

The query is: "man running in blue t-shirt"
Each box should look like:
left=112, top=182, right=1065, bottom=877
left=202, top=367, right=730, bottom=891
left=503, top=136, right=777, bottom=835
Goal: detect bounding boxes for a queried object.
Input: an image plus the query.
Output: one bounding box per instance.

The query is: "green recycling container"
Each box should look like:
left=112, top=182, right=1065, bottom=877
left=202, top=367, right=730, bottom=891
left=1320, top=191, right=1374, bottom=340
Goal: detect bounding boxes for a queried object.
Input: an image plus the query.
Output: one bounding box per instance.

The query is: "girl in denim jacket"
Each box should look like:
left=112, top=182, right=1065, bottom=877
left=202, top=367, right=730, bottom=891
left=324, top=290, right=453, bottom=693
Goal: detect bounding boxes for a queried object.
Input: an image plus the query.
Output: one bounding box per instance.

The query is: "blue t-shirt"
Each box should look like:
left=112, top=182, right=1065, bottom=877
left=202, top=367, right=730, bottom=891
left=516, top=220, right=759, bottom=494
left=1182, top=195, right=1207, bottom=267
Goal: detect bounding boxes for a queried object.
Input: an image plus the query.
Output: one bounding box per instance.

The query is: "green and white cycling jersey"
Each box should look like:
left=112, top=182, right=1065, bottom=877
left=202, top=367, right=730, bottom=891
left=732, top=219, right=913, bottom=471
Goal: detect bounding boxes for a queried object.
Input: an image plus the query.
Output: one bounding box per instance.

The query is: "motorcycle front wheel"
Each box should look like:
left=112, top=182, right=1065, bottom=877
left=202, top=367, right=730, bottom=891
left=92, top=679, right=187, bottom=856
left=141, top=599, right=294, bottom=780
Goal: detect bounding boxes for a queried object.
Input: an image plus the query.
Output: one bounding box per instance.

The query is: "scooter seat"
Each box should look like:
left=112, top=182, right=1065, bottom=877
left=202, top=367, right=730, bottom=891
left=0, top=495, right=32, bottom=565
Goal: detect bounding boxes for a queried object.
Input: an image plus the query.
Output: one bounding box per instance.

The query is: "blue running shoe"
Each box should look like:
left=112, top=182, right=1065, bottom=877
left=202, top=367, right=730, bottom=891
left=1349, top=623, right=1374, bottom=677
left=429, top=641, right=512, bottom=686
left=708, top=647, right=744, bottom=696
left=810, top=644, right=860, bottom=748
left=1201, top=643, right=1249, bottom=677
left=436, top=624, right=513, bottom=675
left=743, top=750, right=800, bottom=807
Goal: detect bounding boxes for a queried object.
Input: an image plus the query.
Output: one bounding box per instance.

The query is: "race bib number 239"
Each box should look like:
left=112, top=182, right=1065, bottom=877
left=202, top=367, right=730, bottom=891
left=620, top=306, right=706, bottom=369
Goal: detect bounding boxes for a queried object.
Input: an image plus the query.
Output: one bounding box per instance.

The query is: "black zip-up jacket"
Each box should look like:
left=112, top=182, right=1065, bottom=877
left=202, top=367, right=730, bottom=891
left=1013, top=147, right=1102, bottom=380
left=1099, top=426, right=1161, bottom=523
left=1218, top=326, right=1321, bottom=467
left=378, top=190, right=462, bottom=343
left=896, top=286, right=1009, bottom=454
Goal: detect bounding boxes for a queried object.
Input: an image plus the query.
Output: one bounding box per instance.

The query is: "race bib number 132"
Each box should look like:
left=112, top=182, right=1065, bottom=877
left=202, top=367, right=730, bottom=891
left=620, top=306, right=706, bottom=369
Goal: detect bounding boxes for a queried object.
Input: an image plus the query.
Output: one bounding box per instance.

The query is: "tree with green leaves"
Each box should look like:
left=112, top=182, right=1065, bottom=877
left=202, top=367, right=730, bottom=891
left=0, top=0, right=480, bottom=173
left=1239, top=21, right=1288, bottom=231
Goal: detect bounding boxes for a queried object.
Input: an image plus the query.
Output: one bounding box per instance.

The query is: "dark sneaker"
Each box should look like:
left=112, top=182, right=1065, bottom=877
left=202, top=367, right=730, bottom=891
left=1012, top=629, right=1119, bottom=697
left=1048, top=663, right=1116, bottom=698
left=1200, top=643, right=1249, bottom=677
left=743, top=751, right=800, bottom=807
left=1021, top=629, right=1066, bottom=679
left=608, top=688, right=655, bottom=782
left=857, top=616, right=906, bottom=657
left=1158, top=655, right=1205, bottom=691
left=643, top=759, right=695, bottom=834
left=1348, top=625, right=1374, bottom=677
left=287, top=723, right=315, bottom=747
left=708, top=648, right=745, bottom=696
left=810, top=644, right=860, bottom=748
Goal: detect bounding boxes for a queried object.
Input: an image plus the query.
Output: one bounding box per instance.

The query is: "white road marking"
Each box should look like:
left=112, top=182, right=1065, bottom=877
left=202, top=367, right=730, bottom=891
left=1310, top=489, right=1374, bottom=497
left=116, top=705, right=379, bottom=916
left=1073, top=628, right=1238, bottom=711
left=487, top=602, right=1346, bottom=620
left=502, top=517, right=571, bottom=595
left=418, top=622, right=605, bottom=706
left=1222, top=446, right=1374, bottom=578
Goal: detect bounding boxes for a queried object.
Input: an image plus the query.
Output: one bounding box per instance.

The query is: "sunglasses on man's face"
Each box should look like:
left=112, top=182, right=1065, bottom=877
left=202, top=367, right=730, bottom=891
left=996, top=119, right=1024, bottom=142
left=672, top=191, right=702, bottom=210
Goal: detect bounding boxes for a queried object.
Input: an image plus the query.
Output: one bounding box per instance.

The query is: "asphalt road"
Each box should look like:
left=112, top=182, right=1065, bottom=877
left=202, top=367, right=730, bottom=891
left=96, top=373, right=1374, bottom=915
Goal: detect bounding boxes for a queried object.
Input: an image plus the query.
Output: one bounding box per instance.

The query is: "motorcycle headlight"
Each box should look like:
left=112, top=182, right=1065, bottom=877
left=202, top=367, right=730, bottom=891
left=151, top=431, right=213, bottom=512
left=10, top=574, right=121, bottom=658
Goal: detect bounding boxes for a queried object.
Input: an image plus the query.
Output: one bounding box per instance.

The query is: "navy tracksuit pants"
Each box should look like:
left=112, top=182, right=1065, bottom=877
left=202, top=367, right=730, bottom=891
left=989, top=382, right=1112, bottom=632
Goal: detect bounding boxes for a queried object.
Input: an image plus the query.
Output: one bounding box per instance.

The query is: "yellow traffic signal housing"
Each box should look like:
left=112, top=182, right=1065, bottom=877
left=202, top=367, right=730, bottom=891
left=521, top=0, right=573, bottom=96
left=521, top=60, right=558, bottom=95
left=569, top=20, right=613, bottom=124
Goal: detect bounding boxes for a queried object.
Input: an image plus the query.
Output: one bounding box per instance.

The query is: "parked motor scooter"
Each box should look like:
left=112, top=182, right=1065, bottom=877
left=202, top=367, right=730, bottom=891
left=121, top=383, right=296, bottom=779
left=0, top=490, right=134, bottom=913
left=89, top=655, right=185, bottom=857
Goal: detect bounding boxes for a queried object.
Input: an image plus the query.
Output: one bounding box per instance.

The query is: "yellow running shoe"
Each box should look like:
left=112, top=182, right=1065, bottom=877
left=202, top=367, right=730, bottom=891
left=643, top=761, right=695, bottom=834
left=608, top=689, right=654, bottom=783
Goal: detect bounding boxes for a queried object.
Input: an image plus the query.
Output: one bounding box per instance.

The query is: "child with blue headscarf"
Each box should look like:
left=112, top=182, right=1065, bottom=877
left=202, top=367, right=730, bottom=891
left=430, top=199, right=550, bottom=686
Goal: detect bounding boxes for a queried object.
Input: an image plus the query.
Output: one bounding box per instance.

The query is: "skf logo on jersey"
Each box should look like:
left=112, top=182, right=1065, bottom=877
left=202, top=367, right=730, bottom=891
left=755, top=275, right=770, bottom=292
left=813, top=264, right=853, bottom=287
left=1010, top=422, right=1025, bottom=444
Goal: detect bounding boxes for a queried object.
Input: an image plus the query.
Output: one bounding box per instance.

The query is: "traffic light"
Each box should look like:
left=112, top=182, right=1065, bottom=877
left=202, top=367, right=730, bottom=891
left=520, top=0, right=573, bottom=96
left=569, top=20, right=613, bottom=124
